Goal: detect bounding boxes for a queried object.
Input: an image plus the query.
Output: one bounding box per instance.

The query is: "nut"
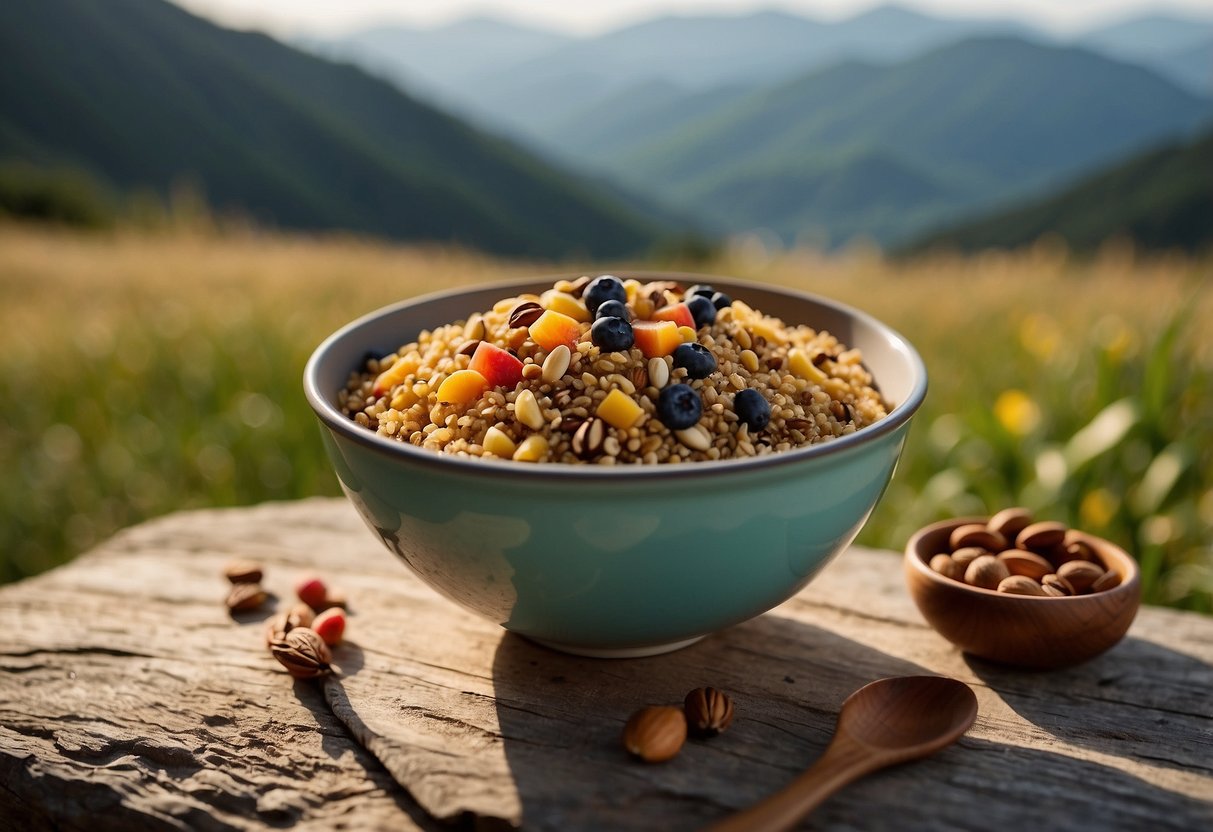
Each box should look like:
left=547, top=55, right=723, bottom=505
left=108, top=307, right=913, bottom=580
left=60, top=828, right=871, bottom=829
left=996, top=550, right=1053, bottom=581
left=225, top=582, right=267, bottom=613
left=965, top=555, right=1010, bottom=590
left=508, top=301, right=544, bottom=329
left=684, top=687, right=734, bottom=736
left=456, top=340, right=482, bottom=357
left=541, top=344, right=571, bottom=383
left=998, top=575, right=1047, bottom=596
left=288, top=602, right=315, bottom=629
left=571, top=418, right=605, bottom=460
left=515, top=389, right=545, bottom=430
left=987, top=507, right=1033, bottom=542
left=1041, top=573, right=1075, bottom=596
left=949, top=524, right=1007, bottom=553
left=622, top=706, right=686, bottom=763
left=950, top=546, right=987, bottom=568
left=647, top=357, right=670, bottom=389
left=1057, top=560, right=1105, bottom=593
left=1016, top=521, right=1068, bottom=553
left=929, top=553, right=965, bottom=581
left=522, top=363, right=543, bottom=380
left=1056, top=539, right=1097, bottom=565
left=630, top=365, right=649, bottom=391
left=1091, top=570, right=1122, bottom=593
left=223, top=559, right=264, bottom=584
left=463, top=314, right=487, bottom=342
left=270, top=627, right=332, bottom=679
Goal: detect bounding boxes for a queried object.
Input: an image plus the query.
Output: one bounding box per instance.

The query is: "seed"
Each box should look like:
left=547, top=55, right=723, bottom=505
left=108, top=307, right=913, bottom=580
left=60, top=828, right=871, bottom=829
left=522, top=363, right=543, bottom=380
left=603, top=436, right=622, bottom=457
left=483, top=425, right=517, bottom=458
left=508, top=301, right=544, bottom=329
left=1040, top=573, right=1075, bottom=596
left=223, top=559, right=263, bottom=584
left=622, top=706, right=686, bottom=763
left=988, top=507, right=1033, bottom=541
left=740, top=349, right=759, bottom=372
left=516, top=389, right=545, bottom=430
left=965, top=555, right=1010, bottom=590
left=1091, top=570, right=1122, bottom=593
left=463, top=315, right=486, bottom=341
left=572, top=418, right=605, bottom=459
left=675, top=425, right=711, bottom=451
left=512, top=434, right=549, bottom=462
left=997, top=550, right=1053, bottom=581
left=734, top=327, right=752, bottom=350
left=647, top=357, right=670, bottom=389
left=684, top=687, right=735, bottom=737
left=1057, top=560, right=1106, bottom=593
left=951, top=546, right=986, bottom=568
left=929, top=553, right=964, bottom=581
left=950, top=524, right=1007, bottom=553
left=998, top=575, right=1047, bottom=596
left=1016, top=521, right=1068, bottom=553
left=630, top=365, right=649, bottom=391
left=270, top=627, right=332, bottom=679
left=226, top=582, right=267, bottom=613
left=541, top=344, right=572, bottom=382
left=786, top=418, right=813, bottom=433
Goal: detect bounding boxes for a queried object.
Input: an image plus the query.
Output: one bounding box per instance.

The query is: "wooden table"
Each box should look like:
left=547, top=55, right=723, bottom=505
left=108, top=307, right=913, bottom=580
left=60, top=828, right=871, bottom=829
left=2, top=499, right=1210, bottom=831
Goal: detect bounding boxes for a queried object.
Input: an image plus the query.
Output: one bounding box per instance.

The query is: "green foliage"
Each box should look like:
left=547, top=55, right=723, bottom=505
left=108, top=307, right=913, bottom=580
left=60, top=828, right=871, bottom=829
left=0, top=0, right=662, bottom=259
left=861, top=290, right=1213, bottom=613
left=906, top=129, right=1213, bottom=254
left=0, top=163, right=115, bottom=228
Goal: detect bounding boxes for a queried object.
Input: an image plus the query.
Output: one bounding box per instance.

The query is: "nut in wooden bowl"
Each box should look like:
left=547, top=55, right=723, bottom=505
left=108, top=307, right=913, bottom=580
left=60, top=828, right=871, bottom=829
left=904, top=515, right=1140, bottom=669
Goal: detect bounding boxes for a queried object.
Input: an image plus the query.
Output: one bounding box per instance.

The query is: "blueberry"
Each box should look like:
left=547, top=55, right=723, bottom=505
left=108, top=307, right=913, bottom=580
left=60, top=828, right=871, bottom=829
left=687, top=295, right=716, bottom=328
left=686, top=284, right=715, bottom=299
left=656, top=383, right=702, bottom=430
left=591, top=316, right=634, bottom=352
left=583, top=275, right=627, bottom=315
left=594, top=299, right=631, bottom=321
left=734, top=388, right=771, bottom=431
left=671, top=342, right=716, bottom=380
left=710, top=291, right=732, bottom=310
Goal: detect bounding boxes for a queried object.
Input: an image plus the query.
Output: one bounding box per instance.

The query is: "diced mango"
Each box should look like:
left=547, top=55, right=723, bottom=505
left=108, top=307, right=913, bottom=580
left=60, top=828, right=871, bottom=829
left=436, top=369, right=488, bottom=405
left=528, top=310, right=582, bottom=352
left=540, top=290, right=591, bottom=322
left=372, top=354, right=419, bottom=397
left=512, top=434, right=549, bottom=462
left=597, top=388, right=644, bottom=430
left=632, top=320, right=682, bottom=358
left=652, top=302, right=695, bottom=329
left=482, top=426, right=517, bottom=458
left=788, top=349, right=828, bottom=384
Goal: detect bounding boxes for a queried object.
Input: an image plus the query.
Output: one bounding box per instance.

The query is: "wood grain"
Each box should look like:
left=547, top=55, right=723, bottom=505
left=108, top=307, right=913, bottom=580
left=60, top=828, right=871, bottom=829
left=1, top=498, right=1210, bottom=831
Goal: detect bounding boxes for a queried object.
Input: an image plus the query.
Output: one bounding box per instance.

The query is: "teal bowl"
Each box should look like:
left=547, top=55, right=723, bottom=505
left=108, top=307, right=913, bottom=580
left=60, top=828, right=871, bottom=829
left=304, top=274, right=927, bottom=657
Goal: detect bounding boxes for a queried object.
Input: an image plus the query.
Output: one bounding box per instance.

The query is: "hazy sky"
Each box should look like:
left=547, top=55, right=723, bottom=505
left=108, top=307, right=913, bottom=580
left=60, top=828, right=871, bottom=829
left=172, top=0, right=1213, bottom=37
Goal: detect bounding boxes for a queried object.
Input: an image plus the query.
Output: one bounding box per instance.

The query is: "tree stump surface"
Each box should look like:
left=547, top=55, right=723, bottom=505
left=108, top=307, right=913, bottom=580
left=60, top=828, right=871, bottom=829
left=1, top=498, right=1210, bottom=831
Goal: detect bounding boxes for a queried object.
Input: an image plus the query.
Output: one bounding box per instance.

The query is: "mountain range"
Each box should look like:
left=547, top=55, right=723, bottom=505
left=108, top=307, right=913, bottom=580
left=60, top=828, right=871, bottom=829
left=0, top=0, right=666, bottom=258
left=907, top=127, right=1213, bottom=254
left=310, top=6, right=1213, bottom=249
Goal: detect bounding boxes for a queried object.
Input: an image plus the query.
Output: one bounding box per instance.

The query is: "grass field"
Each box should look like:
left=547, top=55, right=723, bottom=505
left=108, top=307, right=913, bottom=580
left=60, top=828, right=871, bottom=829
left=2, top=224, right=1210, bottom=612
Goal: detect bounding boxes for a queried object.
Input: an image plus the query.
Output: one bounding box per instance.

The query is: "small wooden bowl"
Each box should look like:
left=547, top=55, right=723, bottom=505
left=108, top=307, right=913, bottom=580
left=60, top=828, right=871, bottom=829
left=905, top=517, right=1141, bottom=669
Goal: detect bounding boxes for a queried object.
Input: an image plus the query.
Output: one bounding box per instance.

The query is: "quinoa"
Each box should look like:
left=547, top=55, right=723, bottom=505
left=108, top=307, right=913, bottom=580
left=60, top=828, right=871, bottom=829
left=338, top=277, right=890, bottom=464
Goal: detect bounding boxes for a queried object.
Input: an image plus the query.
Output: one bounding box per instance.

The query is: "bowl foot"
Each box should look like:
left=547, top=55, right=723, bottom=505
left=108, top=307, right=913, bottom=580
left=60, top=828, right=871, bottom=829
left=525, top=634, right=706, bottom=658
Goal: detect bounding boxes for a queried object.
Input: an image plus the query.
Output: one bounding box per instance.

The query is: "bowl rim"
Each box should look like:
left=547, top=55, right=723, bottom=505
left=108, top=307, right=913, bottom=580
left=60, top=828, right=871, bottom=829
left=904, top=515, right=1141, bottom=602
left=303, top=271, right=928, bottom=482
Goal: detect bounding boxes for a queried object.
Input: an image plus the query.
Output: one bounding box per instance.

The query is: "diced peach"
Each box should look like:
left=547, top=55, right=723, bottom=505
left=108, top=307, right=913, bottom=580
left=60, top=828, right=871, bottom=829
left=540, top=289, right=591, bottom=322
left=436, top=369, right=488, bottom=405
left=469, top=341, right=524, bottom=389
left=651, top=302, right=695, bottom=329
left=632, top=320, right=682, bottom=358
left=528, top=310, right=582, bottom=352
left=371, top=354, right=419, bottom=397
left=597, top=389, right=644, bottom=429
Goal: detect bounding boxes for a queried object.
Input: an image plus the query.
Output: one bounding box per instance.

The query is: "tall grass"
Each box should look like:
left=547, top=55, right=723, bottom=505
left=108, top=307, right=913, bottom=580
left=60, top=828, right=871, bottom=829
left=1, top=226, right=1209, bottom=612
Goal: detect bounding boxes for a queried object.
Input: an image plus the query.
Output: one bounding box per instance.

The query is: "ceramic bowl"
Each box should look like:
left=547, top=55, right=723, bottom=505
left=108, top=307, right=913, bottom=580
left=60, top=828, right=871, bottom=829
left=304, top=273, right=927, bottom=657
left=905, top=517, right=1141, bottom=669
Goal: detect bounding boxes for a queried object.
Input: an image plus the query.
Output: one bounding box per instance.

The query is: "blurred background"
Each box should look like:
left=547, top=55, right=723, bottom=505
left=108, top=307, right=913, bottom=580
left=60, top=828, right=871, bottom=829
left=1, top=0, right=1210, bottom=612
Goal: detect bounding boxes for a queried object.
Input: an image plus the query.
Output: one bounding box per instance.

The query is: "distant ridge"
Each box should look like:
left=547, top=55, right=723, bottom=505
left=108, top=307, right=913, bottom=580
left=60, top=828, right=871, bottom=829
left=905, top=129, right=1213, bottom=254
left=0, top=0, right=665, bottom=257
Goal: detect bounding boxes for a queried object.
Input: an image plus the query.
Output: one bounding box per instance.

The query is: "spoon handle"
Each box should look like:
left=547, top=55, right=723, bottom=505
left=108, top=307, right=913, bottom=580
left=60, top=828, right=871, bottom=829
left=704, top=736, right=878, bottom=832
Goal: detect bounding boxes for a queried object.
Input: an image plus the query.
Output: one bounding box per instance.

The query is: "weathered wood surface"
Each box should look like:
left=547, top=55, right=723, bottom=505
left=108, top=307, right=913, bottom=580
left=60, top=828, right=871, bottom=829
left=1, top=498, right=1210, bottom=831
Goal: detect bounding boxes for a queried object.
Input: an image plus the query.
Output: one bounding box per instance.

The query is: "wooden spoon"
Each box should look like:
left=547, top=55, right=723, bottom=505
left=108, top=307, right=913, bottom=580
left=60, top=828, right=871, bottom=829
left=707, top=676, right=977, bottom=832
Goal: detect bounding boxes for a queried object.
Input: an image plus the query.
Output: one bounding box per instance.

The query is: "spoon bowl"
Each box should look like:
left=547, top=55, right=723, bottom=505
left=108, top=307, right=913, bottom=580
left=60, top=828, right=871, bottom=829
left=708, top=676, right=976, bottom=832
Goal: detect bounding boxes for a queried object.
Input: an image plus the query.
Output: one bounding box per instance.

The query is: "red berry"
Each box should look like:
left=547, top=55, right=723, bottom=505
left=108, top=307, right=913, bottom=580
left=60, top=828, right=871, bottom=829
left=312, top=608, right=346, bottom=646
left=296, top=575, right=328, bottom=611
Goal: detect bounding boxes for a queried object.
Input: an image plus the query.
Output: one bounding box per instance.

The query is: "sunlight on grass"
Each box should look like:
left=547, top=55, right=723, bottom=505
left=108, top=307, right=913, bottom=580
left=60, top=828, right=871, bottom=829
left=1, top=225, right=1210, bottom=612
